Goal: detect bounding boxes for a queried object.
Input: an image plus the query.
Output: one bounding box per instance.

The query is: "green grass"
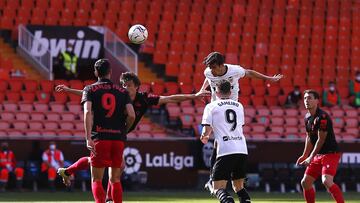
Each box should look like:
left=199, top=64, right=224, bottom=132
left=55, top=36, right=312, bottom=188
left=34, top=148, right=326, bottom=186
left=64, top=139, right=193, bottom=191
left=0, top=191, right=359, bottom=202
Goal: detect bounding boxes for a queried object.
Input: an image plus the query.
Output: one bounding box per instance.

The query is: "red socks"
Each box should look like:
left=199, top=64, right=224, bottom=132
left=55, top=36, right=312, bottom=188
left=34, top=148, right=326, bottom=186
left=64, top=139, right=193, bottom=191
left=92, top=181, right=105, bottom=203
left=66, top=157, right=89, bottom=175
left=106, top=181, right=112, bottom=201
left=111, top=182, right=123, bottom=203
left=303, top=187, right=315, bottom=203
left=329, top=184, right=344, bottom=203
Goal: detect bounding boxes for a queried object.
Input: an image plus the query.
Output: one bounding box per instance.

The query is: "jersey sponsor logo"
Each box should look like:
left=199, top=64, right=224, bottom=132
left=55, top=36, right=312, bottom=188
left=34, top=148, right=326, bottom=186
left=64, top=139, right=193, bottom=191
left=223, top=135, right=243, bottom=141
left=123, top=147, right=142, bottom=174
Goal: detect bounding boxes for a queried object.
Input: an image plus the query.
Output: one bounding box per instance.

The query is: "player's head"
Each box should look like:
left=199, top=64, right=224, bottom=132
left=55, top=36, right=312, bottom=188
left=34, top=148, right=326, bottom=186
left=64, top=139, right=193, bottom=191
left=49, top=141, right=56, bottom=150
left=94, top=59, right=111, bottom=78
left=216, top=80, right=231, bottom=98
left=203, top=52, right=225, bottom=75
left=328, top=81, right=336, bottom=92
left=303, top=89, right=320, bottom=110
left=120, top=72, right=141, bottom=94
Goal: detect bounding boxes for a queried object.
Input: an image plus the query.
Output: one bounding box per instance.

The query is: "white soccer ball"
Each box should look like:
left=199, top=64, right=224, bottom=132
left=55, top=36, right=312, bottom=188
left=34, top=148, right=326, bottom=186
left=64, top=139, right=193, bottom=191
left=128, top=24, right=148, bottom=44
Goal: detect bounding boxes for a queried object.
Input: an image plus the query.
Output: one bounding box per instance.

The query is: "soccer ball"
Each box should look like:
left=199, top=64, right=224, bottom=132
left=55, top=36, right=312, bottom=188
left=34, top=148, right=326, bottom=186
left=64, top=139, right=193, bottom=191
left=128, top=24, right=148, bottom=44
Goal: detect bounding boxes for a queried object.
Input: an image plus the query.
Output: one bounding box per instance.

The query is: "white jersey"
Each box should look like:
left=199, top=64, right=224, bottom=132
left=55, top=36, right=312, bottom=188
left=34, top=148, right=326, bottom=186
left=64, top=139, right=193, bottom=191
left=202, top=99, right=248, bottom=158
left=204, top=64, right=246, bottom=102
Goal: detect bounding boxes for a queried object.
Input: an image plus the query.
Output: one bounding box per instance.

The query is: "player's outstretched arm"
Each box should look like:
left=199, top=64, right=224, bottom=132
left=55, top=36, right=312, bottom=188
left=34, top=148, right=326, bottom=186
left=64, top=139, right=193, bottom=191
left=245, top=69, right=283, bottom=82
left=157, top=91, right=210, bottom=105
left=55, top=85, right=83, bottom=96
left=199, top=79, right=210, bottom=92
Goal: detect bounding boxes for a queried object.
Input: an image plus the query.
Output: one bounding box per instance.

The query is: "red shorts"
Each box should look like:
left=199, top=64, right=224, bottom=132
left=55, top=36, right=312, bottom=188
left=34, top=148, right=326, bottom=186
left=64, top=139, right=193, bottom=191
left=305, top=152, right=341, bottom=179
left=90, top=140, right=124, bottom=168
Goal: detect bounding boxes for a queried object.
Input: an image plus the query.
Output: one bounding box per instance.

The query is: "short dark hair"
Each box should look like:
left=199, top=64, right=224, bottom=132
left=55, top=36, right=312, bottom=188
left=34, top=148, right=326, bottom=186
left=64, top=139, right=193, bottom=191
left=303, top=89, right=320, bottom=99
left=203, top=52, right=225, bottom=67
left=217, top=80, right=231, bottom=95
left=94, top=59, right=111, bottom=77
left=120, top=72, right=141, bottom=87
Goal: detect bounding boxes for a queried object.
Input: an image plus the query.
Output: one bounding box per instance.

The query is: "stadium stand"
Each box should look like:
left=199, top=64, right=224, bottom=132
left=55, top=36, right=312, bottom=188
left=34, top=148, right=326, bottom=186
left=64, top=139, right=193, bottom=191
left=0, top=0, right=358, bottom=141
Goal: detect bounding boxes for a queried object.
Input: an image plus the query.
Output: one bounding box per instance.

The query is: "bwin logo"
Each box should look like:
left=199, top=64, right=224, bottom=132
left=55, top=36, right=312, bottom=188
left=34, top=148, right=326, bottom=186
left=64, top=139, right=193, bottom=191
left=123, top=147, right=142, bottom=174
left=30, top=30, right=101, bottom=59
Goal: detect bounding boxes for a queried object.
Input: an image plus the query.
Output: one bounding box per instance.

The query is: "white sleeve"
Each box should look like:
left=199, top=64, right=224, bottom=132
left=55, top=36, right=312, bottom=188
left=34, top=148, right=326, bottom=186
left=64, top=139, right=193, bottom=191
left=60, top=152, right=64, bottom=161
left=237, top=65, right=246, bottom=78
left=240, top=105, right=245, bottom=125
left=202, top=104, right=213, bottom=126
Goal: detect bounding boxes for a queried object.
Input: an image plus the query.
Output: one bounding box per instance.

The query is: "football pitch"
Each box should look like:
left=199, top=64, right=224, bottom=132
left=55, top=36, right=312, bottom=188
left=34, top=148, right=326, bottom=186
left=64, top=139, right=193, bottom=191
left=0, top=191, right=359, bottom=202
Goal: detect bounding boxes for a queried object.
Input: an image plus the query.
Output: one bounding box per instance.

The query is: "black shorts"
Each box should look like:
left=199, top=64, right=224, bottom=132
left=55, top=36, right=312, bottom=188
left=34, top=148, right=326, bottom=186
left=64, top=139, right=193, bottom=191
left=212, top=153, right=248, bottom=181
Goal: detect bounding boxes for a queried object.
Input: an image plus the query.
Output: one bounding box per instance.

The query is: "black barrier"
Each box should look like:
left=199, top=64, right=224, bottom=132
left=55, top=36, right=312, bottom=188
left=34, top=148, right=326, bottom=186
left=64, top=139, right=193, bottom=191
left=1, top=139, right=359, bottom=189
left=27, top=25, right=104, bottom=80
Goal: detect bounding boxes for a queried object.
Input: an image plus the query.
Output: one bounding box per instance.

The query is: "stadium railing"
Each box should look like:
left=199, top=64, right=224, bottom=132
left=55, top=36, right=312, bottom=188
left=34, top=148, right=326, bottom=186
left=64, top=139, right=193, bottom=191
left=17, top=24, right=53, bottom=80
left=104, top=27, right=138, bottom=75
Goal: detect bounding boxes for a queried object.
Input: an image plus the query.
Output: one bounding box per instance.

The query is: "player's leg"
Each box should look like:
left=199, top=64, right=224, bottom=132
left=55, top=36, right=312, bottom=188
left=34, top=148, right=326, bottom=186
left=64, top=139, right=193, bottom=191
left=321, top=153, right=344, bottom=203
left=232, top=179, right=250, bottom=203
left=90, top=140, right=112, bottom=203
left=213, top=155, right=234, bottom=203
left=14, top=167, right=24, bottom=191
left=214, top=180, right=234, bottom=203
left=48, top=167, right=57, bottom=191
left=108, top=140, right=125, bottom=203
left=301, top=156, right=321, bottom=203
left=58, top=156, right=90, bottom=186
left=91, top=166, right=106, bottom=203
left=231, top=154, right=250, bottom=203
left=205, top=141, right=217, bottom=195
left=106, top=158, right=125, bottom=202
left=0, top=169, right=9, bottom=192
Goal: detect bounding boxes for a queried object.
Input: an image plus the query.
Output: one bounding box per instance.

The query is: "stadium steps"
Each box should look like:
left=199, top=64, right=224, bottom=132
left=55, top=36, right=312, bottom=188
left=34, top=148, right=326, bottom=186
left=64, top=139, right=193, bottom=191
left=0, top=38, right=43, bottom=80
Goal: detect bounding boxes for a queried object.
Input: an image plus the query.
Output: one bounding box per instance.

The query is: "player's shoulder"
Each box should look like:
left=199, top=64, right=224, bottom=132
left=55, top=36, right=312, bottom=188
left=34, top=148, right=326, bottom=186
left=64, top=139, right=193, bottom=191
left=225, top=63, right=244, bottom=70
left=317, top=108, right=330, bottom=119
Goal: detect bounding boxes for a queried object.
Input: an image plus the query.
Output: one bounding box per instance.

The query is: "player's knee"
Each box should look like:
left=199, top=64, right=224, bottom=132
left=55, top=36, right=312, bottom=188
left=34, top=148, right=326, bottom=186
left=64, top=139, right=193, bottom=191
left=301, top=177, right=312, bottom=188
left=216, top=189, right=235, bottom=203
left=321, top=176, right=333, bottom=188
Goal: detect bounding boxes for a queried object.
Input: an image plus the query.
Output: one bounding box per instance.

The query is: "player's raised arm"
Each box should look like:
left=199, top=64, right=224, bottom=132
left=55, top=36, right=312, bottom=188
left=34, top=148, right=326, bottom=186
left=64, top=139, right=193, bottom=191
left=157, top=91, right=209, bottom=105
left=55, top=84, right=83, bottom=96
left=244, top=69, right=283, bottom=82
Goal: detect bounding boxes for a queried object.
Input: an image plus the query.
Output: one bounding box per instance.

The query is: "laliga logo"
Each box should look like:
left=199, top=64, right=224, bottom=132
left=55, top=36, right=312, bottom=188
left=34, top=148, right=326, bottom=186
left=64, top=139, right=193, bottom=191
left=123, top=147, right=142, bottom=174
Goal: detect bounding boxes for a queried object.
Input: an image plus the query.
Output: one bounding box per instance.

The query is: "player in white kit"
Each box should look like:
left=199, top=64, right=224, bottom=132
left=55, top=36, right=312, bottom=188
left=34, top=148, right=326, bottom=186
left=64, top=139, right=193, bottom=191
left=201, top=80, right=250, bottom=203
left=198, top=52, right=283, bottom=195
left=199, top=52, right=283, bottom=102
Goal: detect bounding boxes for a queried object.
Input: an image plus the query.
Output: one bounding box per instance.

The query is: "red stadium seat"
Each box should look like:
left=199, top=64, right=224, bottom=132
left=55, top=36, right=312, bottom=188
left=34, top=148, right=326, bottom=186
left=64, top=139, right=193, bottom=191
left=0, top=112, right=15, bottom=120
left=28, top=121, right=44, bottom=130
left=60, top=112, right=75, bottom=121
left=18, top=102, right=33, bottom=112
left=21, top=92, right=36, bottom=102
left=6, top=92, right=20, bottom=102
left=13, top=121, right=28, bottom=130
left=3, top=102, right=18, bottom=111
left=15, top=112, right=30, bottom=121
left=31, top=112, right=45, bottom=121
left=47, top=112, right=61, bottom=121
left=49, top=103, right=65, bottom=112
